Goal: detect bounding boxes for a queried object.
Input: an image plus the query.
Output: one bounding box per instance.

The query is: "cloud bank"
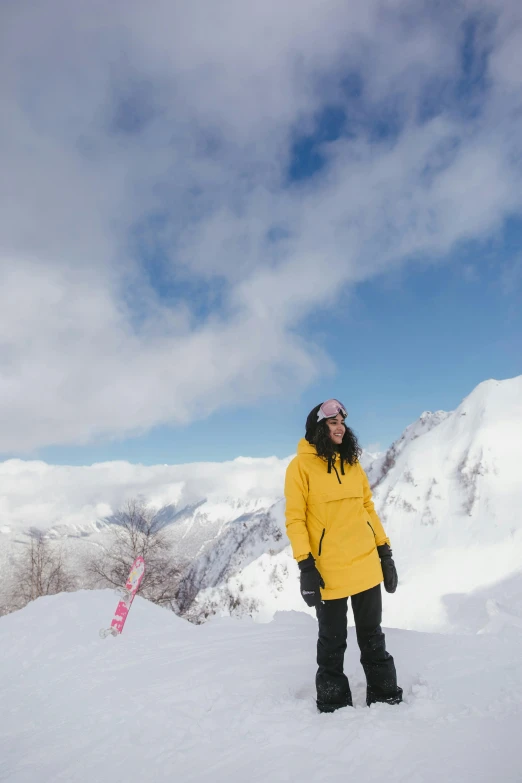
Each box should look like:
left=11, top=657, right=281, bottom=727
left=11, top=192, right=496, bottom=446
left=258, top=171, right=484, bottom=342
left=1, top=0, right=522, bottom=450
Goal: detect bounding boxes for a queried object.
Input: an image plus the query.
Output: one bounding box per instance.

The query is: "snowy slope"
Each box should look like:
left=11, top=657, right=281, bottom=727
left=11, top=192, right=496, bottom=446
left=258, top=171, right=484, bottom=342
left=371, top=376, right=522, bottom=630
left=1, top=591, right=521, bottom=783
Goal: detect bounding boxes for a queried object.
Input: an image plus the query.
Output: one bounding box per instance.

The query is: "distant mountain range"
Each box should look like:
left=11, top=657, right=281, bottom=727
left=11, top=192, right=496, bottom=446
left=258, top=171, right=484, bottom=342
left=1, top=376, right=521, bottom=632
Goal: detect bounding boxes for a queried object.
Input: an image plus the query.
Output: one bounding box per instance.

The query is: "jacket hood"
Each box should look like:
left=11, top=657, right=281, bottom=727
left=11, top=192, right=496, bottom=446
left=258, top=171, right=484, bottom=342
left=297, top=438, right=345, bottom=477
left=297, top=438, right=318, bottom=455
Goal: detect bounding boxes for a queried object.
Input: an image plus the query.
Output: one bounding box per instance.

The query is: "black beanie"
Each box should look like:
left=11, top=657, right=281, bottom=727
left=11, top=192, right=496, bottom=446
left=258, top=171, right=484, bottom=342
left=305, top=403, right=323, bottom=444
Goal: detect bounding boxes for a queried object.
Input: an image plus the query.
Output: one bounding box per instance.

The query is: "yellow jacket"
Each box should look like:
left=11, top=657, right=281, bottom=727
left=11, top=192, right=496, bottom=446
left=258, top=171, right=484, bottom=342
left=284, top=439, right=390, bottom=600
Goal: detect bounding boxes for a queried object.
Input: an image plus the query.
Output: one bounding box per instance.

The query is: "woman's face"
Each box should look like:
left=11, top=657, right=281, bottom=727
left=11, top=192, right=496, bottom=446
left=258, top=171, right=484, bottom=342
left=326, top=413, right=346, bottom=446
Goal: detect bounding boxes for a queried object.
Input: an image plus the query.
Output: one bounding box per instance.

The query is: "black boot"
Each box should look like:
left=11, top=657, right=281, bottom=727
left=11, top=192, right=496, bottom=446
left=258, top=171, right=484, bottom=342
left=366, top=685, right=403, bottom=706
left=317, top=694, right=353, bottom=713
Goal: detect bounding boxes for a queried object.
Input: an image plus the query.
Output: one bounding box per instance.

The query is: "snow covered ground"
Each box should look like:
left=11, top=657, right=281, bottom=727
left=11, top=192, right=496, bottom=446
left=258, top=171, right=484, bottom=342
left=1, top=590, right=521, bottom=783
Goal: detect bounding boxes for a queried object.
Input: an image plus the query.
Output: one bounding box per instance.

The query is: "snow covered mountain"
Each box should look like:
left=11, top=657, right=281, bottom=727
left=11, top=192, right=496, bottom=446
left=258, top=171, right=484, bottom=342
left=0, top=455, right=288, bottom=581
left=191, top=376, right=522, bottom=630
left=371, top=375, right=522, bottom=629
left=1, top=590, right=521, bottom=783
left=1, top=376, right=521, bottom=633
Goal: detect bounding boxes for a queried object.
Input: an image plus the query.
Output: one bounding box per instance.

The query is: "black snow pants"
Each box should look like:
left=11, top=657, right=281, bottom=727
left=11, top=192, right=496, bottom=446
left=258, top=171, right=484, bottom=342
left=315, top=584, right=402, bottom=712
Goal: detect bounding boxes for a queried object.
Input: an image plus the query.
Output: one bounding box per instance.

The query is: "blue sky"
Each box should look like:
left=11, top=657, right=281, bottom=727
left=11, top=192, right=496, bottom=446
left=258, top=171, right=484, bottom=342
left=37, top=219, right=522, bottom=465
left=2, top=1, right=522, bottom=465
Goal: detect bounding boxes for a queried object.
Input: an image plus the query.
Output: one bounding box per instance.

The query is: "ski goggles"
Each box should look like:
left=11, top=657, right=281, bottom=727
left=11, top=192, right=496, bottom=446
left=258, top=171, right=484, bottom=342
left=317, top=399, right=348, bottom=422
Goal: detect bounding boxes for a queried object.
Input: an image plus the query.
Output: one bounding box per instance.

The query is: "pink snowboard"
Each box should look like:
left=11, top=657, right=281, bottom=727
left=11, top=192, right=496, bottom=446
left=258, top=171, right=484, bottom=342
left=100, top=556, right=145, bottom=638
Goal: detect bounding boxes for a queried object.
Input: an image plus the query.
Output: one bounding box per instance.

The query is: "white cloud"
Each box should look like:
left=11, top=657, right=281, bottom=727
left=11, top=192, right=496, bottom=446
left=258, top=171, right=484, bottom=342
left=1, top=0, right=522, bottom=451
left=0, top=454, right=288, bottom=535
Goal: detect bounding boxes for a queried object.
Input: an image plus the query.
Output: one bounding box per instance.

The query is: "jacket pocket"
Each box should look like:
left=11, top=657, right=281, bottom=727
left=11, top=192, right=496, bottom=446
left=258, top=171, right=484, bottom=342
left=318, top=528, right=326, bottom=557
left=367, top=520, right=376, bottom=537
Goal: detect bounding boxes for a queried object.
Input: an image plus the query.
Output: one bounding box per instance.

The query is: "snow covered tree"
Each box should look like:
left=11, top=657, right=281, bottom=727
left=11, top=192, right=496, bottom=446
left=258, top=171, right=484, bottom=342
left=85, top=498, right=186, bottom=611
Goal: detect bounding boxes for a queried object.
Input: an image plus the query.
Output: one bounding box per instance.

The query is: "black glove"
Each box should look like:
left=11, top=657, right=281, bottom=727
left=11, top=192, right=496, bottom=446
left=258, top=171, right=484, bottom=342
left=298, top=554, right=325, bottom=607
left=377, top=544, right=398, bottom=593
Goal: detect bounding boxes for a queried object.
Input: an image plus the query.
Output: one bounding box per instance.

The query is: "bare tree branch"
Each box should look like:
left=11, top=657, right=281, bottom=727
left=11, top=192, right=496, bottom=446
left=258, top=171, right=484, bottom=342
left=5, top=532, right=76, bottom=613
left=84, top=499, right=187, bottom=610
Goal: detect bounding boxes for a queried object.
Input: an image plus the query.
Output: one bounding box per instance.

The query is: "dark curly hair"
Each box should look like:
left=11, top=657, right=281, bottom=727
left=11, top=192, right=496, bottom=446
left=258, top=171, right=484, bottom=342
left=305, top=403, right=361, bottom=466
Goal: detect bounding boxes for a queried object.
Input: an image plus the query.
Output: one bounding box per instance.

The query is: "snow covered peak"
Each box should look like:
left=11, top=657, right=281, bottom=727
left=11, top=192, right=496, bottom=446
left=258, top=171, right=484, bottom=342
left=367, top=375, right=521, bottom=493
left=365, top=409, right=450, bottom=487
left=364, top=376, right=522, bottom=630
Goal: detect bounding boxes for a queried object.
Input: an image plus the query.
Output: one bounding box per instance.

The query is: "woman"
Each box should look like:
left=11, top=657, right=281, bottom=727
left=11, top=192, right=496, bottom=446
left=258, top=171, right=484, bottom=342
left=285, top=399, right=402, bottom=713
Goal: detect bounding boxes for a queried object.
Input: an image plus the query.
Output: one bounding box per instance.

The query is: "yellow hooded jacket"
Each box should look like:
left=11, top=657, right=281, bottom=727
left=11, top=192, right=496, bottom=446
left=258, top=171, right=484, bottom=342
left=284, top=438, right=390, bottom=600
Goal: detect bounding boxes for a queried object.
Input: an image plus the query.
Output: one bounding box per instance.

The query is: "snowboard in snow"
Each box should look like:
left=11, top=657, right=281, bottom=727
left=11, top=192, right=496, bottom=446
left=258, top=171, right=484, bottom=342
left=99, top=556, right=145, bottom=638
